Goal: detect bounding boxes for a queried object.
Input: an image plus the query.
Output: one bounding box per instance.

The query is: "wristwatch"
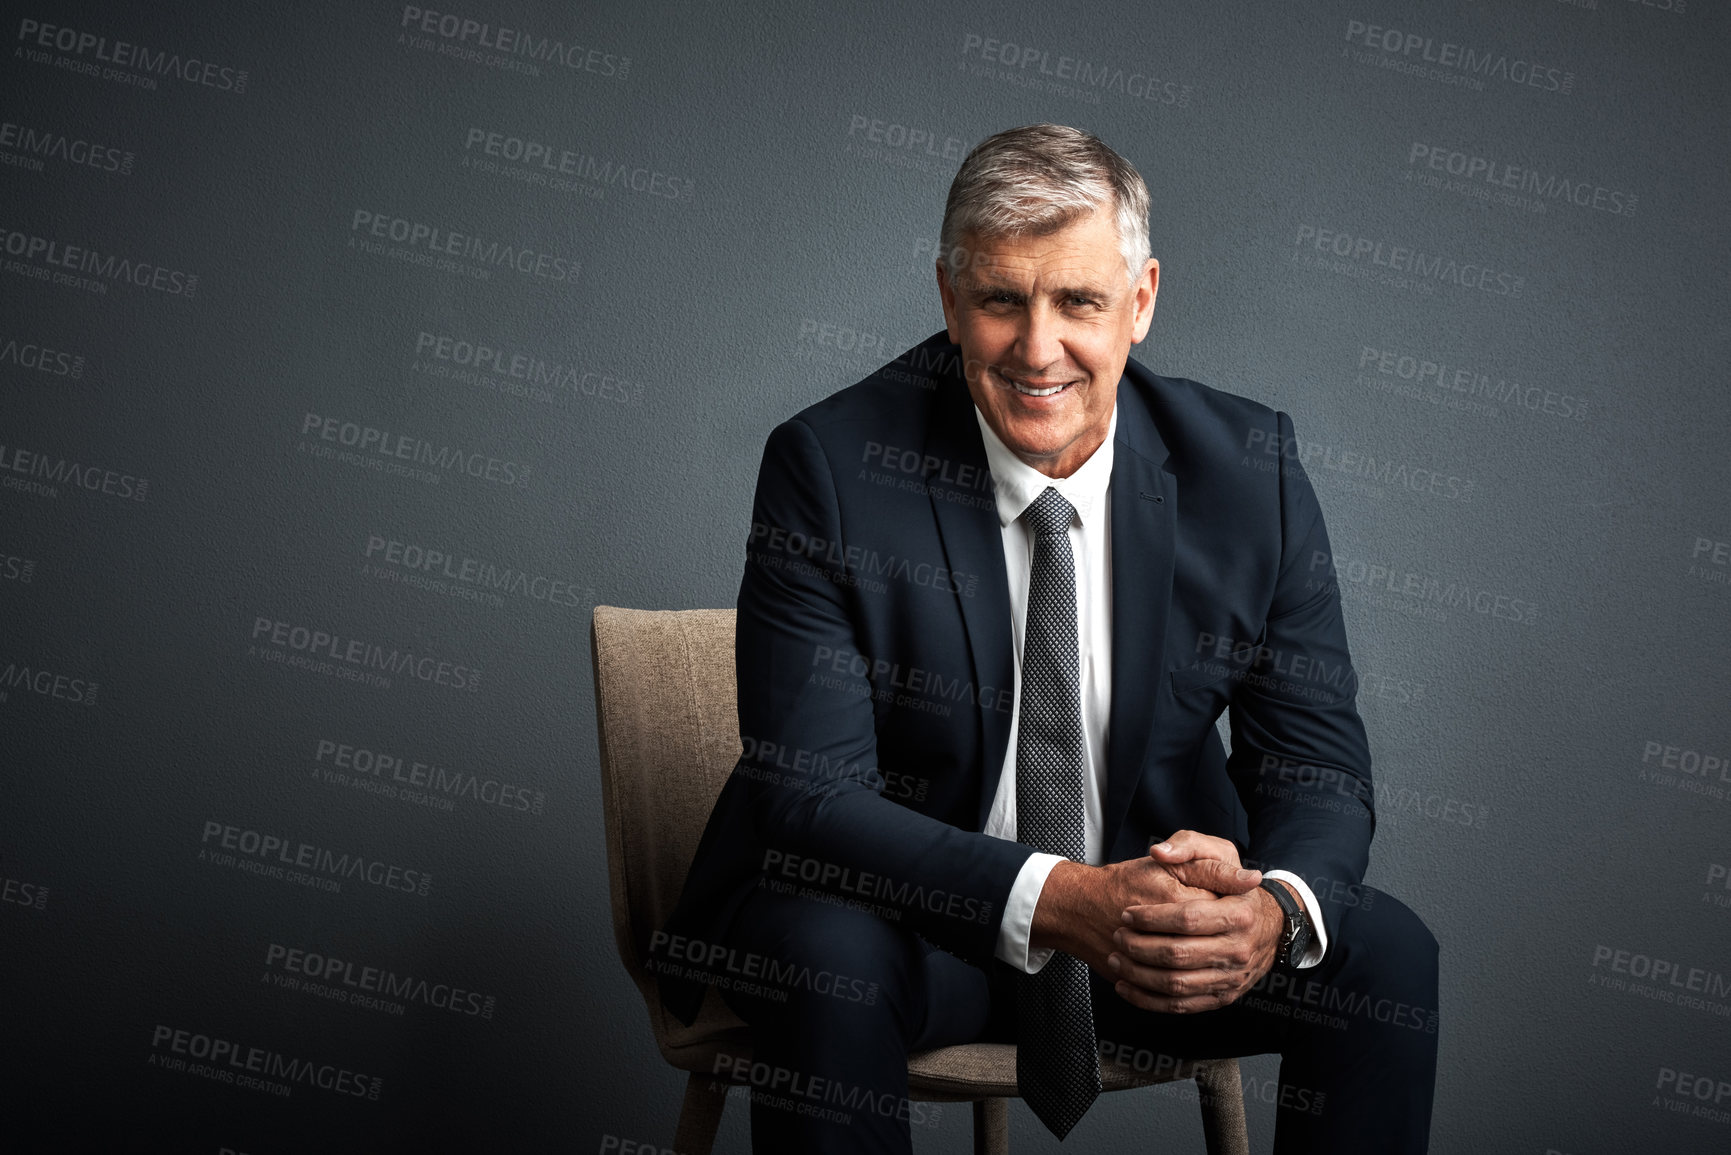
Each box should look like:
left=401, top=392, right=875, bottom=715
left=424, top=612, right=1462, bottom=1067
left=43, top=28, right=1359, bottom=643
left=1258, top=879, right=1313, bottom=967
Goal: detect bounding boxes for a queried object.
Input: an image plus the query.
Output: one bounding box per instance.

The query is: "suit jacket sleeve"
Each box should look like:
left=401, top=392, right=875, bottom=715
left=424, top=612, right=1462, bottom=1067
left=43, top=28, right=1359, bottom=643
left=733, top=417, right=1036, bottom=967
left=1226, top=410, right=1375, bottom=946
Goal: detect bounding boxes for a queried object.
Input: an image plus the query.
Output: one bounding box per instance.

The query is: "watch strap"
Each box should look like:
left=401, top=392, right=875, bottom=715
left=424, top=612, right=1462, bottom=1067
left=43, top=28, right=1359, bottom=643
left=1258, top=877, right=1310, bottom=966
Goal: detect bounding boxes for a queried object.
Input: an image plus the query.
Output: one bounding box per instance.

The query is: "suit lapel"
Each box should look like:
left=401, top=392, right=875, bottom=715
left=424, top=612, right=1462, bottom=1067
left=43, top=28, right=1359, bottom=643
left=922, top=372, right=1016, bottom=831
left=1104, top=380, right=1177, bottom=851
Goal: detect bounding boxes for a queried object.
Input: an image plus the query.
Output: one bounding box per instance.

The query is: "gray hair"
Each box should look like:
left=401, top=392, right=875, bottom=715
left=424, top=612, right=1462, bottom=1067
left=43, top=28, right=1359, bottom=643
left=940, top=124, right=1151, bottom=283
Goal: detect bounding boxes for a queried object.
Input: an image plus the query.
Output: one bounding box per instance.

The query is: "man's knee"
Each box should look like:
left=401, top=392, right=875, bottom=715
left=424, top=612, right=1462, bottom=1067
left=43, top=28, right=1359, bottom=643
left=723, top=890, right=925, bottom=1031
left=1372, top=890, right=1438, bottom=966
left=1337, top=889, right=1438, bottom=999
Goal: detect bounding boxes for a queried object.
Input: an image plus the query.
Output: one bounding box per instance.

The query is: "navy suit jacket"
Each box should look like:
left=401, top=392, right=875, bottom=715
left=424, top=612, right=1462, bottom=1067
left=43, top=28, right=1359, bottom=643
left=656, top=331, right=1374, bottom=1026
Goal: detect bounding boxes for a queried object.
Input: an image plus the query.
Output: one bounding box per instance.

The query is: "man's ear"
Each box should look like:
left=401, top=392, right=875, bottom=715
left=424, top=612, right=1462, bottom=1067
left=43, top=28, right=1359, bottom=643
left=1131, top=258, right=1159, bottom=344
left=937, top=260, right=960, bottom=344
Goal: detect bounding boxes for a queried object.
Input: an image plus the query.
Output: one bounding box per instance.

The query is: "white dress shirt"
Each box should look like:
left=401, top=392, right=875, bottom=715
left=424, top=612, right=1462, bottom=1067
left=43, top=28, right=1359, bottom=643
left=973, top=402, right=1328, bottom=974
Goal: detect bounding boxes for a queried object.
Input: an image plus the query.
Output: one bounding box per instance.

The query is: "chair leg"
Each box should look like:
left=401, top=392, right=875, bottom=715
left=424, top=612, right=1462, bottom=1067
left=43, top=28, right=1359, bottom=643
left=673, top=1072, right=731, bottom=1155
left=1195, top=1059, right=1251, bottom=1155
left=972, top=1097, right=1009, bottom=1155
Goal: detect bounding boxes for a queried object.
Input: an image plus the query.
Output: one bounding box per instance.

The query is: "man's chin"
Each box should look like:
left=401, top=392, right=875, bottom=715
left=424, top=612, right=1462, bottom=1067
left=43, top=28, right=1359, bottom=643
left=996, top=406, right=1076, bottom=444
left=997, top=427, right=1075, bottom=467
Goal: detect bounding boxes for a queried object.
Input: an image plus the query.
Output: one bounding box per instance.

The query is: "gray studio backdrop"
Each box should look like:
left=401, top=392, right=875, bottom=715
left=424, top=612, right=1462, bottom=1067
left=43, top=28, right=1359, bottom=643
left=4, top=0, right=1728, bottom=1151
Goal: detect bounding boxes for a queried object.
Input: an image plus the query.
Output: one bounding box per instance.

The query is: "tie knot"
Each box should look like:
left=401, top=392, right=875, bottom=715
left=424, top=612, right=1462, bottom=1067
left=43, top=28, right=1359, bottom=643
left=1022, top=487, right=1075, bottom=538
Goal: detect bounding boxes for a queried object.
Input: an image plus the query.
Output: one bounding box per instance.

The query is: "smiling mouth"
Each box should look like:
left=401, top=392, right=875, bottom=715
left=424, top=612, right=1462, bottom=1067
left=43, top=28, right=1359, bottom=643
left=998, top=370, right=1074, bottom=398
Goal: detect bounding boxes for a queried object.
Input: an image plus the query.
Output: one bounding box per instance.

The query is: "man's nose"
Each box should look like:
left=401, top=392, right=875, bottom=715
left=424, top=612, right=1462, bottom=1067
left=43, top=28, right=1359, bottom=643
left=1013, top=303, right=1063, bottom=375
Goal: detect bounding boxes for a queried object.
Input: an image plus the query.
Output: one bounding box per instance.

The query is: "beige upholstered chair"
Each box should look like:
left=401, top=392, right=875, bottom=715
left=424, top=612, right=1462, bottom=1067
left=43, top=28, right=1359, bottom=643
left=591, top=605, right=1251, bottom=1154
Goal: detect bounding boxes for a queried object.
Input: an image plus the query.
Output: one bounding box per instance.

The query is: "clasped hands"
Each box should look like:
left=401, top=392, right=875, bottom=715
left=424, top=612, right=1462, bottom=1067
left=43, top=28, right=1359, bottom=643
left=1028, top=831, right=1292, bottom=1014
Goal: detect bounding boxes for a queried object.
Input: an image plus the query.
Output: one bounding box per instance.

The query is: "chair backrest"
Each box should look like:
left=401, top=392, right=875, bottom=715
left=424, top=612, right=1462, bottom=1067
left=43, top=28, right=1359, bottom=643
left=590, top=605, right=746, bottom=1056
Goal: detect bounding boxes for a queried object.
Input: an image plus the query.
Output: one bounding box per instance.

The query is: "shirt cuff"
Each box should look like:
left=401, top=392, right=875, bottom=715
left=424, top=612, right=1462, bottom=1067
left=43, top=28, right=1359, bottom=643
left=1262, top=870, right=1328, bottom=968
left=994, top=852, right=1064, bottom=974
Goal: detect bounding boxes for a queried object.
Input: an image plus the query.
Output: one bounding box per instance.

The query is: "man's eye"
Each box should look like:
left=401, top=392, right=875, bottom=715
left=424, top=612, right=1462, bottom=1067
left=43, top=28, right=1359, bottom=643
left=1067, top=296, right=1097, bottom=308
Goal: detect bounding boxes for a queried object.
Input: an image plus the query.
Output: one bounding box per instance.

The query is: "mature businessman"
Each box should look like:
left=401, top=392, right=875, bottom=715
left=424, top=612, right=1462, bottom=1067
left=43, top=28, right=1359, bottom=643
left=655, top=124, right=1439, bottom=1152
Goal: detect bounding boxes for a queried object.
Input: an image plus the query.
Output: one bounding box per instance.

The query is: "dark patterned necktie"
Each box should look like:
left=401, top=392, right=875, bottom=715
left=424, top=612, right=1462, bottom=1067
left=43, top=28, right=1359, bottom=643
left=1014, top=487, right=1100, bottom=1138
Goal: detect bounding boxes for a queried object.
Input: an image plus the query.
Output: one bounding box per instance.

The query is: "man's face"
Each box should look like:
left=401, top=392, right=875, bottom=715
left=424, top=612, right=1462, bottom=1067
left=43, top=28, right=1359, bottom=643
left=937, top=207, right=1158, bottom=479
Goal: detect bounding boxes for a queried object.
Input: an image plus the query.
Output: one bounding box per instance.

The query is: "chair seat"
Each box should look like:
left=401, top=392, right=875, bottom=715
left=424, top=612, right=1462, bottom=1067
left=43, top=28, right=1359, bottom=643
left=908, top=1042, right=1213, bottom=1100
left=907, top=1042, right=1019, bottom=1100
left=660, top=1030, right=1218, bottom=1104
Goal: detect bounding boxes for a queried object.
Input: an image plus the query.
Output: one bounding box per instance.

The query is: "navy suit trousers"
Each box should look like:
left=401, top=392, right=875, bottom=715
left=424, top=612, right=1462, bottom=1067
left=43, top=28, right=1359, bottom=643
left=716, top=881, right=1438, bottom=1153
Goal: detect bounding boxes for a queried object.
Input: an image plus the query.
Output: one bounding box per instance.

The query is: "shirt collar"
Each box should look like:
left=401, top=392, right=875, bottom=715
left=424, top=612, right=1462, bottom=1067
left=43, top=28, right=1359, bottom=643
left=973, top=401, right=1118, bottom=531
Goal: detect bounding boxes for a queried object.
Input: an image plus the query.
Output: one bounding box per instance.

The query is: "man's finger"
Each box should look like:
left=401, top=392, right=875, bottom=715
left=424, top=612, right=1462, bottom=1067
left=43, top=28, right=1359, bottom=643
left=1111, top=979, right=1235, bottom=1015
left=1148, top=829, right=1242, bottom=868
left=1122, top=898, right=1245, bottom=936
left=1111, top=929, right=1235, bottom=969
left=1169, top=857, right=1261, bottom=895
left=1121, top=859, right=1214, bottom=906
left=1107, top=952, right=1237, bottom=997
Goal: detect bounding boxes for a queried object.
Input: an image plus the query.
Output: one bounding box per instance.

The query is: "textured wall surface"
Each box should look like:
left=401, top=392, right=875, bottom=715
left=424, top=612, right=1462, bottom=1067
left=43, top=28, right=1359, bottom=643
left=4, top=1, right=1728, bottom=1151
